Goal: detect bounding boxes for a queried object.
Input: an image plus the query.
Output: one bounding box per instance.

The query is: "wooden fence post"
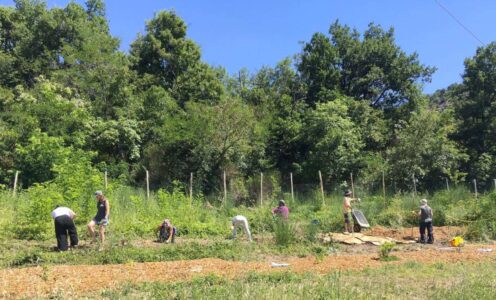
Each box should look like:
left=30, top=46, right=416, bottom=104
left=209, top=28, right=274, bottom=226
left=350, top=172, right=355, bottom=198
left=319, top=170, right=325, bottom=206
left=445, top=178, right=449, bottom=191
left=145, top=169, right=150, bottom=200
left=382, top=170, right=386, bottom=207
left=104, top=170, right=108, bottom=190
left=290, top=172, right=294, bottom=203
left=223, top=171, right=227, bottom=205
left=473, top=179, right=478, bottom=199
left=189, top=172, right=193, bottom=206
left=12, top=171, right=19, bottom=197
left=411, top=174, right=417, bottom=237
left=260, top=172, right=263, bottom=207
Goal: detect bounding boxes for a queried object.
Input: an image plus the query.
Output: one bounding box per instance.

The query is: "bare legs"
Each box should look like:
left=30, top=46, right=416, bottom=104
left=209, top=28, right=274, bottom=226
left=87, top=220, right=106, bottom=246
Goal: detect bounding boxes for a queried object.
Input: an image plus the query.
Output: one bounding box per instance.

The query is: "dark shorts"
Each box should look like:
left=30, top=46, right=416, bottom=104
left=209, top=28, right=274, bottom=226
left=344, top=213, right=351, bottom=224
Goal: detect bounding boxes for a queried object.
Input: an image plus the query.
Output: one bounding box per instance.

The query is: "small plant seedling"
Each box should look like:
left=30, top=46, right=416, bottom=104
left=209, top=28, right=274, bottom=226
left=312, top=245, right=326, bottom=263
left=379, top=242, right=399, bottom=262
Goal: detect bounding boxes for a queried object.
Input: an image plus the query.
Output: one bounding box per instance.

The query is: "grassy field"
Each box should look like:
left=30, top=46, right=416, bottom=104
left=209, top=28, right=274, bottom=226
left=98, top=261, right=496, bottom=299
left=0, top=237, right=330, bottom=268
left=1, top=185, right=495, bottom=299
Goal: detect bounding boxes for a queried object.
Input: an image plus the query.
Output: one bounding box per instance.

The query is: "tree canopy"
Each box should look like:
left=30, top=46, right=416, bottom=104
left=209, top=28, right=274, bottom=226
left=1, top=0, right=494, bottom=193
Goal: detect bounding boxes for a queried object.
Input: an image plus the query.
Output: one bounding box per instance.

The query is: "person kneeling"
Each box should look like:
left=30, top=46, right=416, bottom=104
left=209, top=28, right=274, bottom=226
left=156, top=219, right=176, bottom=243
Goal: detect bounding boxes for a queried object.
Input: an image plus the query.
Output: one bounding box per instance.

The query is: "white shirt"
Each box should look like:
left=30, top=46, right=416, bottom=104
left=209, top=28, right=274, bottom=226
left=232, top=215, right=248, bottom=225
left=51, top=207, right=75, bottom=219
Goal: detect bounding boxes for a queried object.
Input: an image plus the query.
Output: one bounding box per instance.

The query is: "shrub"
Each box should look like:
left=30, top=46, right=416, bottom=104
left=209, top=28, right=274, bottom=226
left=376, top=198, right=405, bottom=227
left=379, top=242, right=398, bottom=261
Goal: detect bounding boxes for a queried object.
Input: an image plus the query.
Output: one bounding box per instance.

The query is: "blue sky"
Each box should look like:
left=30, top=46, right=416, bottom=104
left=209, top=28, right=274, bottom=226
left=1, top=0, right=495, bottom=93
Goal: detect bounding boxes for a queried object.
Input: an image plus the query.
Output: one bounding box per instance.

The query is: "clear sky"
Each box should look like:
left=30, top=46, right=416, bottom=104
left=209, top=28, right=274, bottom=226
left=1, top=0, right=495, bottom=93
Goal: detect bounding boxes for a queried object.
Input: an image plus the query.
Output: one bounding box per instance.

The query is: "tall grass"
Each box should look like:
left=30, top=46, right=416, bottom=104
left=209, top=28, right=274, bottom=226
left=0, top=183, right=494, bottom=242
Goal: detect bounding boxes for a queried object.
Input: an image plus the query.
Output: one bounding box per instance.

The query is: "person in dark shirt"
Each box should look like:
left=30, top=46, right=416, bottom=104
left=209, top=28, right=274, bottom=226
left=87, top=191, right=110, bottom=249
left=418, top=199, right=434, bottom=244
left=156, top=219, right=176, bottom=243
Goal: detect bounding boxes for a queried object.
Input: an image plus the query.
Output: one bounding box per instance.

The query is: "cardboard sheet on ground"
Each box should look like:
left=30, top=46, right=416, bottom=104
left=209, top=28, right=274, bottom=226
left=320, top=232, right=416, bottom=246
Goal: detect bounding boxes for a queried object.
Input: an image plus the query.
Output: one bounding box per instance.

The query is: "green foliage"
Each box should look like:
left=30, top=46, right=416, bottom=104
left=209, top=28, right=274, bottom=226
left=465, top=193, right=496, bottom=241
left=1, top=2, right=496, bottom=242
left=387, top=106, right=467, bottom=190
left=298, top=21, right=434, bottom=109
left=273, top=218, right=296, bottom=246
left=378, top=241, right=397, bottom=261
left=304, top=97, right=365, bottom=179
left=11, top=184, right=62, bottom=239
left=375, top=198, right=407, bottom=227
left=454, top=43, right=496, bottom=183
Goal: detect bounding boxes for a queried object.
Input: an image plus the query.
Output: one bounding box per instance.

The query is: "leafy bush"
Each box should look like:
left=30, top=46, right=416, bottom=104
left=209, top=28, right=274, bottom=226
left=303, top=220, right=320, bottom=243
left=375, top=198, right=405, bottom=227
left=11, top=185, right=62, bottom=239
left=465, top=194, right=496, bottom=241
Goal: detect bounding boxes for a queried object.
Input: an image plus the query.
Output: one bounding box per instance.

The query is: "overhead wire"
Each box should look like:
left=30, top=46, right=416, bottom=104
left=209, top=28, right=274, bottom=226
left=433, top=0, right=484, bottom=46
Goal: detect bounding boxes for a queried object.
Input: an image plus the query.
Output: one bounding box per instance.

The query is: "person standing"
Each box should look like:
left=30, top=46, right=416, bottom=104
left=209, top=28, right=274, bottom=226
left=342, top=190, right=360, bottom=234
left=231, top=215, right=253, bottom=242
left=51, top=205, right=78, bottom=251
left=272, top=200, right=289, bottom=219
left=87, top=190, right=110, bottom=247
left=418, top=199, right=434, bottom=244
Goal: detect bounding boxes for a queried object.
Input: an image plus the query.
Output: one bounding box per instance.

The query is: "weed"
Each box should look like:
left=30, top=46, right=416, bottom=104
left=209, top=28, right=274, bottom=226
left=273, top=218, right=295, bottom=246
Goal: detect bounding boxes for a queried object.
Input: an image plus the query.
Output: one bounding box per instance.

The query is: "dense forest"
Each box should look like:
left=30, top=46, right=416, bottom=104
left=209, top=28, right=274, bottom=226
left=1, top=0, right=496, bottom=196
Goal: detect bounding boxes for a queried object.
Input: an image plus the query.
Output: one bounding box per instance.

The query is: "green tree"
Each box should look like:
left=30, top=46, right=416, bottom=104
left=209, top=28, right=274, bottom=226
left=387, top=105, right=466, bottom=189
left=453, top=43, right=496, bottom=183
left=298, top=21, right=435, bottom=111
left=130, top=10, right=222, bottom=106
left=14, top=131, right=70, bottom=187
left=304, top=97, right=365, bottom=181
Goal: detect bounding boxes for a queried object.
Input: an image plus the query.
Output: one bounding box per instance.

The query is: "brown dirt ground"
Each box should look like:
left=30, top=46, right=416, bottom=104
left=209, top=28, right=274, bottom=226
left=1, top=245, right=494, bottom=299
left=1, top=227, right=494, bottom=299
left=366, top=225, right=468, bottom=241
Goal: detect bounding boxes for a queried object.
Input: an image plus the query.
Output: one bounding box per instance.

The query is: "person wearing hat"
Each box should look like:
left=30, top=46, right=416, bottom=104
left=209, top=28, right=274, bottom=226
left=343, top=190, right=360, bottom=234
left=87, top=190, right=110, bottom=247
left=50, top=205, right=78, bottom=251
left=156, top=219, right=176, bottom=243
left=418, top=199, right=434, bottom=244
left=272, top=199, right=289, bottom=219
left=231, top=215, right=253, bottom=242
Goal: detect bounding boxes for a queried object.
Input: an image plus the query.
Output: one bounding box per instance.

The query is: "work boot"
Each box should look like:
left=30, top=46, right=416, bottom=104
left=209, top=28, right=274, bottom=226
left=427, top=234, right=434, bottom=244
left=419, top=234, right=426, bottom=244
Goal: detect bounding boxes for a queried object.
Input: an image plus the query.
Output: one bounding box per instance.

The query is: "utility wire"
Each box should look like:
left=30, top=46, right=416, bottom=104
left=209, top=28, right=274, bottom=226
left=434, top=0, right=484, bottom=46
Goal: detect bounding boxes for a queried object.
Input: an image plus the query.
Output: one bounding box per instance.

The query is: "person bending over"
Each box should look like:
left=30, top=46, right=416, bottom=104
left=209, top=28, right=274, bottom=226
left=231, top=215, right=252, bottom=242
left=51, top=205, right=78, bottom=251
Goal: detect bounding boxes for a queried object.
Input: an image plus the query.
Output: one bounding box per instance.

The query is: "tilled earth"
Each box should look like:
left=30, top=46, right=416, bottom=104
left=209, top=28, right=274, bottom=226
left=1, top=227, right=494, bottom=299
